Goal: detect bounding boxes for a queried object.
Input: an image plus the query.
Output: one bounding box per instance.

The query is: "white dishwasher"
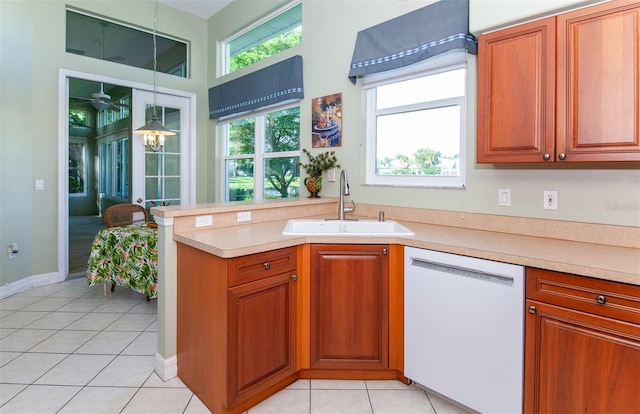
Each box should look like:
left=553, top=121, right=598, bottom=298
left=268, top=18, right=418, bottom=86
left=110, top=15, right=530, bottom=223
left=404, top=246, right=524, bottom=414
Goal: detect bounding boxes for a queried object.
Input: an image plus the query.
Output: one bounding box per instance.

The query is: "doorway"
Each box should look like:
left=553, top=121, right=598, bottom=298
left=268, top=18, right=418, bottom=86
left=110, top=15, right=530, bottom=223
left=59, top=70, right=195, bottom=278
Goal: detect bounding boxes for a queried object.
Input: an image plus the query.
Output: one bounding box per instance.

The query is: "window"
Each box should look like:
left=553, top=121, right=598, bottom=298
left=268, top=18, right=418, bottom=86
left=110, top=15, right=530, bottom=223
left=223, top=2, right=302, bottom=74
left=98, top=133, right=129, bottom=199
left=66, top=9, right=188, bottom=78
left=364, top=54, right=468, bottom=188
left=97, top=96, right=130, bottom=128
left=69, top=110, right=88, bottom=128
left=145, top=106, right=182, bottom=208
left=69, top=141, right=87, bottom=196
left=221, top=105, right=300, bottom=201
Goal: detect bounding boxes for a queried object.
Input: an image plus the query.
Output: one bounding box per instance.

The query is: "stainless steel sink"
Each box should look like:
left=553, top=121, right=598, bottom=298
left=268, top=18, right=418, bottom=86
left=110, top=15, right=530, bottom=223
left=282, top=219, right=414, bottom=236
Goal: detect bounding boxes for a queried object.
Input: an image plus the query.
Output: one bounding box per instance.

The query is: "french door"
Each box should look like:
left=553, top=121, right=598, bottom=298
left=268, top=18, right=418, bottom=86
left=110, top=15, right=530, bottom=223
left=131, top=90, right=191, bottom=211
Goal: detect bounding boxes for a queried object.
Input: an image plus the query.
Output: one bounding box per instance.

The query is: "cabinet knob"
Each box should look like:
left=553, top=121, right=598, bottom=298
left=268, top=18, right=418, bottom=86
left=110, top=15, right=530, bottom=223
left=291, top=274, right=298, bottom=281
left=528, top=305, right=537, bottom=314
left=596, top=295, right=607, bottom=305
left=263, top=262, right=270, bottom=269
left=543, top=153, right=551, bottom=161
left=382, top=248, right=388, bottom=255
left=558, top=153, right=566, bottom=160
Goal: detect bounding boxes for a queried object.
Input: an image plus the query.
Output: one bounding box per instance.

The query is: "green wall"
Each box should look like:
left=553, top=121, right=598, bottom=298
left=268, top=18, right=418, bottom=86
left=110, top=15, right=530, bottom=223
left=208, top=0, right=639, bottom=225
left=1, top=0, right=638, bottom=290
left=0, top=0, right=209, bottom=288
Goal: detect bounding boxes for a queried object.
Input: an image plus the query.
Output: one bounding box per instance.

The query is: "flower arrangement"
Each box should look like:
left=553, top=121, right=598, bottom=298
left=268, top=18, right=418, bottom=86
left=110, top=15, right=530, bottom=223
left=299, top=148, right=340, bottom=178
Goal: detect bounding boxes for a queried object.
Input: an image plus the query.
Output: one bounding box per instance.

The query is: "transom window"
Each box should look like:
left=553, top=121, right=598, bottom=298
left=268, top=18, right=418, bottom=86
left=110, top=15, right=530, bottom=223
left=221, top=105, right=300, bottom=201
left=364, top=53, right=468, bottom=188
left=223, top=2, right=302, bottom=75
left=66, top=9, right=188, bottom=78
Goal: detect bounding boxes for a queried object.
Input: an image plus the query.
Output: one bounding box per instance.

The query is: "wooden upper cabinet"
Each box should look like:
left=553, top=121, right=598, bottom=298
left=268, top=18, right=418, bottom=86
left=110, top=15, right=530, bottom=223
left=478, top=0, right=640, bottom=163
left=557, top=0, right=640, bottom=162
left=477, top=17, right=556, bottom=163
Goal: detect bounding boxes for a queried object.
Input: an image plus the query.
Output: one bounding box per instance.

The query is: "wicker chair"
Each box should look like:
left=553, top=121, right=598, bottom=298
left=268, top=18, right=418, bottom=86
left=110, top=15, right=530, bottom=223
left=102, top=203, right=151, bottom=300
left=103, top=203, right=149, bottom=228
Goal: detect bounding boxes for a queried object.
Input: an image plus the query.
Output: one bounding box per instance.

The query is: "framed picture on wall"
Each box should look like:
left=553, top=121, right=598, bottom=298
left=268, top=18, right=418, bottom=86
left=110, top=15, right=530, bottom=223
left=311, top=92, right=342, bottom=148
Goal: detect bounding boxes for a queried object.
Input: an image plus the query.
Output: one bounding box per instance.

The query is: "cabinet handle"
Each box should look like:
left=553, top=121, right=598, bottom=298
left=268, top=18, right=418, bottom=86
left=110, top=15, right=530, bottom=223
left=596, top=295, right=607, bottom=305
left=558, top=153, right=566, bottom=160
left=263, top=262, right=270, bottom=269
left=291, top=274, right=298, bottom=281
left=382, top=248, right=388, bottom=255
left=543, top=153, right=551, bottom=161
left=528, top=305, right=537, bottom=314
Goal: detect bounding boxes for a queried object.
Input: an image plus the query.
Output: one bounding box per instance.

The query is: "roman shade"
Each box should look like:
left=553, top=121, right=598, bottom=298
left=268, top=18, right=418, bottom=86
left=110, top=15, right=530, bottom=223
left=348, top=0, right=477, bottom=84
left=209, top=55, right=304, bottom=120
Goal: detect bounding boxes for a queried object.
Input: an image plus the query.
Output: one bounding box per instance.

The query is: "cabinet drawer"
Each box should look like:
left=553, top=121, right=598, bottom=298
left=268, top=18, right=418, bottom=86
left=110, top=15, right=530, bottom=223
left=526, top=268, right=640, bottom=325
left=228, top=246, right=297, bottom=287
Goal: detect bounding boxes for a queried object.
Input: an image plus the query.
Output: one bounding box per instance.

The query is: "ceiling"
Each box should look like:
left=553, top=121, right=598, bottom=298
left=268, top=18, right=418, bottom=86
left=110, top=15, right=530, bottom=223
left=158, top=0, right=235, bottom=19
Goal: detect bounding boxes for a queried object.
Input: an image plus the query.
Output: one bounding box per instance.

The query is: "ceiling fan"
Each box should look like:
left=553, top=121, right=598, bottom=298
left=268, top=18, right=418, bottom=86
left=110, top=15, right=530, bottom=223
left=71, top=83, right=130, bottom=111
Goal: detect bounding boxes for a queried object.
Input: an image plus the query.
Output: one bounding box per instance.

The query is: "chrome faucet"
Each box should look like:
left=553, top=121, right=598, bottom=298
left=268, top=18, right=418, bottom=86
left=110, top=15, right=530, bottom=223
left=338, top=169, right=356, bottom=220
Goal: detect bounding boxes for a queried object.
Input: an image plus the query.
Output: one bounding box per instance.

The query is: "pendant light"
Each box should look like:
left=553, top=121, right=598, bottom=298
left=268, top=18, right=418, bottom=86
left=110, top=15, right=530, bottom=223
left=134, top=0, right=175, bottom=152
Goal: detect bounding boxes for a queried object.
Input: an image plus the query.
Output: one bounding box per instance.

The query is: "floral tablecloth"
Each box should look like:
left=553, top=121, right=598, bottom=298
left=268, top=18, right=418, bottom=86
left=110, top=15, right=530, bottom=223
left=86, top=223, right=158, bottom=298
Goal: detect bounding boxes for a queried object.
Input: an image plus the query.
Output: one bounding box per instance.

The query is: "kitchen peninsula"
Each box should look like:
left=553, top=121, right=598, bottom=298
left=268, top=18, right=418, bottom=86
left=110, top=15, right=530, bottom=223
left=152, top=199, right=639, bottom=413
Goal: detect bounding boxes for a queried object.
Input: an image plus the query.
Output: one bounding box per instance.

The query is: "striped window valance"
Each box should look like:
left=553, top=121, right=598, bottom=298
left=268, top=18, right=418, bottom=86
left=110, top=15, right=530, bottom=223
left=209, top=55, right=304, bottom=120
left=348, top=0, right=477, bottom=84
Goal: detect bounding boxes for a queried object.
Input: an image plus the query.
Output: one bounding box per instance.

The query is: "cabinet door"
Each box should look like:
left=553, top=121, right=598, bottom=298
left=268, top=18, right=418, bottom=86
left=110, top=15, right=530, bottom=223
left=477, top=17, right=556, bottom=163
left=227, top=272, right=297, bottom=407
left=310, top=244, right=389, bottom=370
left=524, top=300, right=640, bottom=413
left=557, top=0, right=640, bottom=162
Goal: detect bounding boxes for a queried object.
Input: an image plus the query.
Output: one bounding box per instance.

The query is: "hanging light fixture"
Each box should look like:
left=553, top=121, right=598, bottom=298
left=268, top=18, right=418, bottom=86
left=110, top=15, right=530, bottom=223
left=133, top=0, right=175, bottom=152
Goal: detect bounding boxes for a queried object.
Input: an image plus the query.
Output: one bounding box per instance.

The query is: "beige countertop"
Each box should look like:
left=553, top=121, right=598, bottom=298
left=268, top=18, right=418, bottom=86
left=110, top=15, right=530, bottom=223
left=173, top=214, right=640, bottom=286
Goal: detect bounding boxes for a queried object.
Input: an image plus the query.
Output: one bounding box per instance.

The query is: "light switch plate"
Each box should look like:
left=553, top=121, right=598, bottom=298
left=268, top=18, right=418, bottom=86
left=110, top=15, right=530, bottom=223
left=327, top=167, right=336, bottom=182
left=498, top=188, right=511, bottom=207
left=35, top=179, right=44, bottom=191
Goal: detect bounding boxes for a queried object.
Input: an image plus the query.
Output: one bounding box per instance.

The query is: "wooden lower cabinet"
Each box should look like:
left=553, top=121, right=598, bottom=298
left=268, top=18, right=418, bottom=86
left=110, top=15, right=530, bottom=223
left=524, top=268, right=640, bottom=413
left=177, top=243, right=298, bottom=414
left=310, top=244, right=389, bottom=370
left=227, top=272, right=296, bottom=407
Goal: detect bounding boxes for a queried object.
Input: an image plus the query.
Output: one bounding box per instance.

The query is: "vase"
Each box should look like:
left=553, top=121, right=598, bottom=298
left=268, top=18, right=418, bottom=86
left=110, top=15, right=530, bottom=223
left=304, top=176, right=322, bottom=198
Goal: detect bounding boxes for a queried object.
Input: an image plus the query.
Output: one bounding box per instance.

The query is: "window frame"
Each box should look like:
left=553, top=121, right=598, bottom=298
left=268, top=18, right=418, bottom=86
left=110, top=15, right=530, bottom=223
left=221, top=0, right=302, bottom=75
left=219, top=102, right=301, bottom=201
left=363, top=52, right=469, bottom=189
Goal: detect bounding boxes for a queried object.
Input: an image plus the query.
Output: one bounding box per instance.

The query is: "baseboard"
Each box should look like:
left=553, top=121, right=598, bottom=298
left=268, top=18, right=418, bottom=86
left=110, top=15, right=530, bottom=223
left=155, top=353, right=178, bottom=381
left=0, top=272, right=65, bottom=299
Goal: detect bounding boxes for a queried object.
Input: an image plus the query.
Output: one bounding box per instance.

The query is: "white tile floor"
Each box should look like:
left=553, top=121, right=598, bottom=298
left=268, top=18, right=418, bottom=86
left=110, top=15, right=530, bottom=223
left=0, top=277, right=470, bottom=414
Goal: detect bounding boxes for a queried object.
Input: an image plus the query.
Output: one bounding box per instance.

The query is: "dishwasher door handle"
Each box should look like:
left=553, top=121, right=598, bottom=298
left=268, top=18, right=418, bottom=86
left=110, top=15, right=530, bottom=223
left=410, top=257, right=515, bottom=286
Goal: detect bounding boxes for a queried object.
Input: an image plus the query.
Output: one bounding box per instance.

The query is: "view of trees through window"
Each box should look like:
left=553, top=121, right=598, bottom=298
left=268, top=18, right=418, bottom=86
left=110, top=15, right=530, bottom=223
left=366, top=63, right=467, bottom=188
left=226, top=2, right=302, bottom=73
left=229, top=28, right=301, bottom=72
left=226, top=107, right=300, bottom=201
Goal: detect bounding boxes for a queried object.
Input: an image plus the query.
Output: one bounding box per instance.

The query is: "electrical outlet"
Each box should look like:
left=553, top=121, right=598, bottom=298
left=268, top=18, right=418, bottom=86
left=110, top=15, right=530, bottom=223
left=237, top=211, right=251, bottom=222
left=35, top=179, right=44, bottom=191
left=543, top=190, right=558, bottom=210
left=195, top=215, right=213, bottom=227
left=498, top=188, right=511, bottom=207
left=327, top=167, right=336, bottom=182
